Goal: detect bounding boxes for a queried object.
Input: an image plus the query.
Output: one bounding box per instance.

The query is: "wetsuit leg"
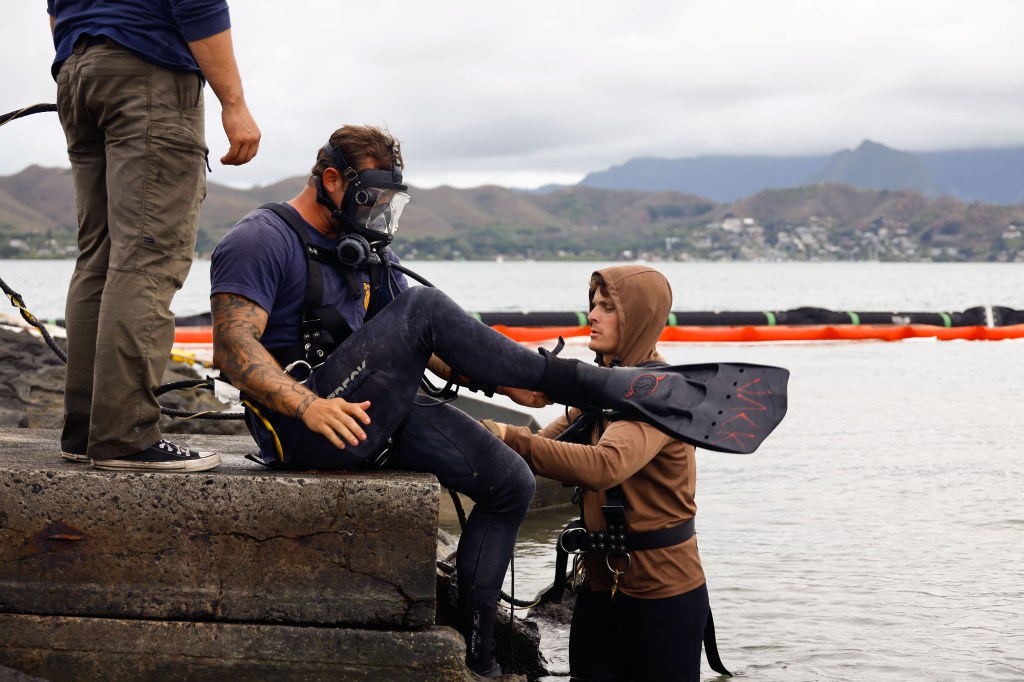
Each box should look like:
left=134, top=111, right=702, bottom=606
left=387, top=398, right=536, bottom=609
left=569, top=588, right=628, bottom=681
left=274, top=285, right=734, bottom=466
left=614, top=584, right=710, bottom=682
left=386, top=397, right=534, bottom=674
left=278, top=286, right=549, bottom=467
left=569, top=585, right=709, bottom=682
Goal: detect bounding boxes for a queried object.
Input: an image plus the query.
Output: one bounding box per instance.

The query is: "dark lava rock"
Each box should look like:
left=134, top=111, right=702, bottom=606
left=0, top=325, right=246, bottom=436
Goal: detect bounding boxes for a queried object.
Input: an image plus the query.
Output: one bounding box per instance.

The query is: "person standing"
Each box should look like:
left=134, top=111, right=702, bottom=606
left=486, top=265, right=724, bottom=682
left=48, top=0, right=260, bottom=471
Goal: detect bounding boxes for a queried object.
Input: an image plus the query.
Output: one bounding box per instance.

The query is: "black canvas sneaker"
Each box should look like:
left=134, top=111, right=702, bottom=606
left=91, top=439, right=221, bottom=472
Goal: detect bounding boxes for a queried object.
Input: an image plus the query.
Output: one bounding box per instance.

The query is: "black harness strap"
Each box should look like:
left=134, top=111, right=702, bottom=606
left=259, top=203, right=338, bottom=307
left=704, top=609, right=732, bottom=676
left=542, top=518, right=583, bottom=604
left=259, top=202, right=383, bottom=367
left=556, top=516, right=696, bottom=555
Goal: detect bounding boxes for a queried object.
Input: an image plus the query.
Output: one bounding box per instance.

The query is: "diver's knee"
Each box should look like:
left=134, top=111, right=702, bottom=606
left=397, top=285, right=448, bottom=310
left=473, top=456, right=535, bottom=515
left=504, top=458, right=536, bottom=514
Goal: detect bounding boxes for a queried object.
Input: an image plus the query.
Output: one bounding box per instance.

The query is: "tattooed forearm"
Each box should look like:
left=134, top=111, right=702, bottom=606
left=211, top=293, right=320, bottom=418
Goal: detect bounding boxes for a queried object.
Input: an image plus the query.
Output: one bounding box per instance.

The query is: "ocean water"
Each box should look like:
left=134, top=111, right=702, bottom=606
left=2, top=259, right=1023, bottom=680
left=4, top=259, right=1024, bottom=319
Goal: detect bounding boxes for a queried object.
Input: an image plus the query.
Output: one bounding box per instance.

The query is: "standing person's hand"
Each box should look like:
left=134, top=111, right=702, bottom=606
left=187, top=28, right=261, bottom=165
left=220, top=102, right=260, bottom=165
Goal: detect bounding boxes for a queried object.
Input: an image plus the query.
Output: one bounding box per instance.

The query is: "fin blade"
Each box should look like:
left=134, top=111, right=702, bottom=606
left=616, top=362, right=789, bottom=454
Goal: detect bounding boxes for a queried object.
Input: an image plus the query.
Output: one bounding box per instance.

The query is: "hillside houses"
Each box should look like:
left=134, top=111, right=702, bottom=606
left=658, top=215, right=1023, bottom=263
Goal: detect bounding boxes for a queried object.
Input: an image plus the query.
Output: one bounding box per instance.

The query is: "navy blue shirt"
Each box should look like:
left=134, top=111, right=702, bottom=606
left=210, top=204, right=409, bottom=354
left=47, top=0, right=230, bottom=79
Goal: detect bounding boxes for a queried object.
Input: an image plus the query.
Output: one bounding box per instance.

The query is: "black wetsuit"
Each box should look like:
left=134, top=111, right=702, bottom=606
left=212, top=208, right=542, bottom=611
left=570, top=584, right=710, bottom=681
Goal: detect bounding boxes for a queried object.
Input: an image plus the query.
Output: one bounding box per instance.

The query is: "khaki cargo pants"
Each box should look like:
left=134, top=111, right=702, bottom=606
left=56, top=38, right=208, bottom=459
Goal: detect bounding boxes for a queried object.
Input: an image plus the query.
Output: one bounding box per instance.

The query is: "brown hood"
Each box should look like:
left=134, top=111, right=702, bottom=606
left=591, top=264, right=672, bottom=367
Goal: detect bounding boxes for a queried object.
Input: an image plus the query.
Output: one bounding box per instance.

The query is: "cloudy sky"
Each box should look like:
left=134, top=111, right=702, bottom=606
left=3, top=0, right=1023, bottom=190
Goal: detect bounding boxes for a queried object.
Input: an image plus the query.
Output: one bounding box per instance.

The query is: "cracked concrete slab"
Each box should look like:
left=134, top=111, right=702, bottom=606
left=0, top=614, right=470, bottom=681
left=0, top=428, right=438, bottom=628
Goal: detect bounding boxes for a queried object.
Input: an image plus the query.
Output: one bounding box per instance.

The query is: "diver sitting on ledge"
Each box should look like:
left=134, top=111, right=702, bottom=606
left=209, top=125, right=787, bottom=676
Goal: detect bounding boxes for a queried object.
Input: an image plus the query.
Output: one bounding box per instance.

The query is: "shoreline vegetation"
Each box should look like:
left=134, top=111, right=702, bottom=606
left=2, top=166, right=1023, bottom=263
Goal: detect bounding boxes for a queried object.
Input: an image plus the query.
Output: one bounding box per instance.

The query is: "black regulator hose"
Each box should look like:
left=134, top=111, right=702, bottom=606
left=387, top=259, right=436, bottom=288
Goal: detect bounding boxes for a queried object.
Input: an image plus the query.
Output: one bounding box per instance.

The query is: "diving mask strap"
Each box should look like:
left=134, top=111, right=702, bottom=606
left=314, top=172, right=357, bottom=226
left=315, top=141, right=361, bottom=221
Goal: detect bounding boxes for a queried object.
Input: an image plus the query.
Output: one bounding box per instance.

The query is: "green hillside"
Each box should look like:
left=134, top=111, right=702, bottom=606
left=2, top=165, right=1022, bottom=262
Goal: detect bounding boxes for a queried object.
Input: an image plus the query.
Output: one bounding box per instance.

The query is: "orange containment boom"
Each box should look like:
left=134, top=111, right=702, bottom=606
left=656, top=324, right=1024, bottom=343
left=173, top=303, right=1024, bottom=345
left=479, top=323, right=1024, bottom=343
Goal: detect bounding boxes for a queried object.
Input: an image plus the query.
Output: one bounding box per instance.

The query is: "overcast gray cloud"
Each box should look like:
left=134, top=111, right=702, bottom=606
left=3, top=0, right=1023, bottom=189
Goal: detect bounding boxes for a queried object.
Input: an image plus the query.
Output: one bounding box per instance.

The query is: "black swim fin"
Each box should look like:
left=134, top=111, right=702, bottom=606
left=544, top=359, right=789, bottom=454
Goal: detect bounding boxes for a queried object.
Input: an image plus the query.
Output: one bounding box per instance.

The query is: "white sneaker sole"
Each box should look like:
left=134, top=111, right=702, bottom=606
left=91, top=452, right=222, bottom=472
left=61, top=451, right=91, bottom=463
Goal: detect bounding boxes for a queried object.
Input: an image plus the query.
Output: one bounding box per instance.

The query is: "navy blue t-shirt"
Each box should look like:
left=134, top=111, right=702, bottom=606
left=47, top=0, right=230, bottom=79
left=210, top=204, right=408, bottom=354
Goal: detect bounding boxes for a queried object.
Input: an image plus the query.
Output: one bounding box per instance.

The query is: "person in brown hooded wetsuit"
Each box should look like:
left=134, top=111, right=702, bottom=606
left=487, top=265, right=715, bottom=682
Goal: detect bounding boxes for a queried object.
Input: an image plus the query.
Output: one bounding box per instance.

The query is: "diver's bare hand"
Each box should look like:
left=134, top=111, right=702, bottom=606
left=300, top=397, right=371, bottom=449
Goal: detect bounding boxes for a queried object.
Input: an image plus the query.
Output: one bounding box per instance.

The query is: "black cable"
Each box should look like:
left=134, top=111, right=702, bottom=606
left=0, top=103, right=57, bottom=128
left=448, top=488, right=469, bottom=528
left=1, top=275, right=67, bottom=363
left=447, top=489, right=537, bottom=609
left=2, top=272, right=241, bottom=421
left=387, top=259, right=436, bottom=288
left=509, top=554, right=516, bottom=670
left=154, top=378, right=213, bottom=396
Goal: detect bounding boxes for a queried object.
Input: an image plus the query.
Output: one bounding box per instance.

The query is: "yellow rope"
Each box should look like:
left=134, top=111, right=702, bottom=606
left=170, top=348, right=215, bottom=368
left=242, top=399, right=285, bottom=462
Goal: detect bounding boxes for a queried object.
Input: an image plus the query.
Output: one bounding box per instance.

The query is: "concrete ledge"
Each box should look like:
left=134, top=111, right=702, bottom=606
left=0, top=613, right=468, bottom=681
left=0, top=428, right=438, bottom=628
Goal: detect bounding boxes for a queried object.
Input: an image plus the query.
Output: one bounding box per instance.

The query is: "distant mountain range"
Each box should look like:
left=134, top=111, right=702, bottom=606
left=579, top=140, right=1024, bottom=204
left=2, top=140, right=1023, bottom=262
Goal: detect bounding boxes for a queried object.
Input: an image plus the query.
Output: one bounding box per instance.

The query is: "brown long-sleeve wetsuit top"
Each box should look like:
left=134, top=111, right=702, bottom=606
left=501, top=265, right=705, bottom=599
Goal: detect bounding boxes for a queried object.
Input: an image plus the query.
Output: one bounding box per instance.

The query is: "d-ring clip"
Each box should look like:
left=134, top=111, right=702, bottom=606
left=559, top=526, right=589, bottom=555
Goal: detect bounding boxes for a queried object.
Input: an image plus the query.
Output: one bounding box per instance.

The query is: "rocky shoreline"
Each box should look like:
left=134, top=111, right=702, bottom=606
left=0, top=323, right=247, bottom=437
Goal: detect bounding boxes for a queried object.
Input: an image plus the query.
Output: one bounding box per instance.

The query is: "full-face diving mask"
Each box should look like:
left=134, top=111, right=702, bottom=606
left=314, top=141, right=410, bottom=247
left=341, top=178, right=410, bottom=243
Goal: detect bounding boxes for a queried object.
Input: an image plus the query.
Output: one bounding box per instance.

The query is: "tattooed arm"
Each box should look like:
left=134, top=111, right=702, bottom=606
left=211, top=293, right=370, bottom=449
